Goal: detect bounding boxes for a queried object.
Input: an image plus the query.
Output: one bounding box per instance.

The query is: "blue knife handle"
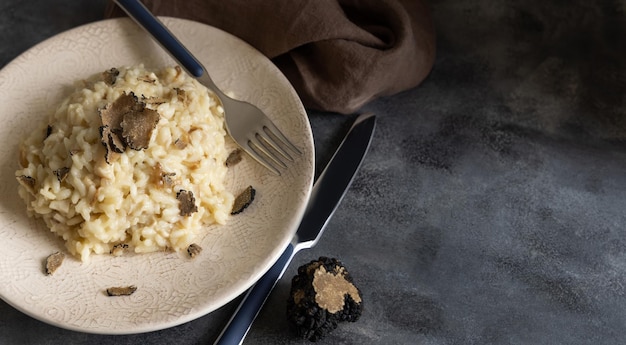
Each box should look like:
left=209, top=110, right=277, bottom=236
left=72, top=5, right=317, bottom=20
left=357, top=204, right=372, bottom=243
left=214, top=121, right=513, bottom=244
left=214, top=244, right=295, bottom=345
left=114, top=0, right=205, bottom=77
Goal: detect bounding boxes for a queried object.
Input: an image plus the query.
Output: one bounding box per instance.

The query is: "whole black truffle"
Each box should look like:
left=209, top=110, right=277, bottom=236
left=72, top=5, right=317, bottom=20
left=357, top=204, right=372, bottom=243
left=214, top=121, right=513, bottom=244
left=286, top=257, right=363, bottom=341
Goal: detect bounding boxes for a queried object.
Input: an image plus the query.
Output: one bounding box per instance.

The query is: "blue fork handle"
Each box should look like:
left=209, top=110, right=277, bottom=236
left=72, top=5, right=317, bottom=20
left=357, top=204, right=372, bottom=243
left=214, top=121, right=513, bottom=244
left=214, top=244, right=296, bottom=345
left=114, top=0, right=205, bottom=78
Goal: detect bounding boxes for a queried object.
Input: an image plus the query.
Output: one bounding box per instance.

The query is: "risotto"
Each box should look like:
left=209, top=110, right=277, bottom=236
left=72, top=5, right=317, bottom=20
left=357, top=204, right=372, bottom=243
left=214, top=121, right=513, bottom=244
left=15, top=65, right=234, bottom=261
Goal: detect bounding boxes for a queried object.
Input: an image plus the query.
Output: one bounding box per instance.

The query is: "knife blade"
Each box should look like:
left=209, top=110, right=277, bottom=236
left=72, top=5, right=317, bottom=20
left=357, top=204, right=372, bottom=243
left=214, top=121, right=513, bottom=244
left=214, top=113, right=376, bottom=345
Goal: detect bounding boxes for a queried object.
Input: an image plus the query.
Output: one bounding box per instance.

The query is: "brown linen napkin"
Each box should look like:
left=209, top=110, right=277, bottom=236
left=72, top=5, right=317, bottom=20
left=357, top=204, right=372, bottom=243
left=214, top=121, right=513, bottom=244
left=105, top=0, right=435, bottom=114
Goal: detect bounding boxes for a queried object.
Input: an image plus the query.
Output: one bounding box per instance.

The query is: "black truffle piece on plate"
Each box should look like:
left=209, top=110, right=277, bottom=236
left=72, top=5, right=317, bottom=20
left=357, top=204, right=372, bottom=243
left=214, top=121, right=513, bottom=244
left=106, top=285, right=137, bottom=296
left=54, top=167, right=70, bottom=182
left=98, top=91, right=160, bottom=162
left=45, top=251, right=65, bottom=275
left=231, top=185, right=255, bottom=215
left=187, top=243, right=202, bottom=258
left=286, top=257, right=363, bottom=341
left=225, top=148, right=243, bottom=167
left=120, top=106, right=160, bottom=150
left=177, top=189, right=198, bottom=216
left=110, top=243, right=129, bottom=256
left=16, top=175, right=36, bottom=194
left=102, top=67, right=119, bottom=85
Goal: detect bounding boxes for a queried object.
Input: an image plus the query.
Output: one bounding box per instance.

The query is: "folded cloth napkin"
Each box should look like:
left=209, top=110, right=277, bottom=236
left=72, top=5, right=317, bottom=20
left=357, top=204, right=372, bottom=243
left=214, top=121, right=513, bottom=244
left=105, top=0, right=435, bottom=114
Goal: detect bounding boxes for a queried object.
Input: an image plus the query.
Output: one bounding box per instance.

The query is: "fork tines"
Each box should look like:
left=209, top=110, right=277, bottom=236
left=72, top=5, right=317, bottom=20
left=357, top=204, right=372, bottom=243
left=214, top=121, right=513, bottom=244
left=247, top=122, right=301, bottom=175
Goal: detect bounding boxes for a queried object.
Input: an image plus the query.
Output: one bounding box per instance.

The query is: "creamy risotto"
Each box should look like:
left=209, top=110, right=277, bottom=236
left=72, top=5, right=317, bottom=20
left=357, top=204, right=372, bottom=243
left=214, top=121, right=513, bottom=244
left=15, top=65, right=234, bottom=261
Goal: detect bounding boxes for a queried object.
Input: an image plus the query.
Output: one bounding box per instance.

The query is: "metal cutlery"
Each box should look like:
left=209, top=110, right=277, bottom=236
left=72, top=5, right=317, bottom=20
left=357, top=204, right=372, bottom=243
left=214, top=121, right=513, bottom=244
left=214, top=113, right=376, bottom=344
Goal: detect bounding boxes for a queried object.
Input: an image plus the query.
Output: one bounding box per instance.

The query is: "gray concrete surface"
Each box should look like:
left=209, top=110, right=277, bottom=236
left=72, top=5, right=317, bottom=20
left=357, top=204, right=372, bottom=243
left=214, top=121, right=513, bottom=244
left=1, top=0, right=625, bottom=344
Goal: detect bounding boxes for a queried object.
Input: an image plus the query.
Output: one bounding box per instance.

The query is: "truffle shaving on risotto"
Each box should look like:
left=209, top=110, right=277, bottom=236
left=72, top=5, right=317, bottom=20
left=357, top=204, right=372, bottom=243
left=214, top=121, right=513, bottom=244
left=15, top=65, right=234, bottom=261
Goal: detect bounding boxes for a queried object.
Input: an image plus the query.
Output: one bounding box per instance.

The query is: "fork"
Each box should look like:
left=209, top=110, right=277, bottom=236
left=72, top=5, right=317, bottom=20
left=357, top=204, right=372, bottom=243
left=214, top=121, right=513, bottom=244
left=114, top=0, right=300, bottom=175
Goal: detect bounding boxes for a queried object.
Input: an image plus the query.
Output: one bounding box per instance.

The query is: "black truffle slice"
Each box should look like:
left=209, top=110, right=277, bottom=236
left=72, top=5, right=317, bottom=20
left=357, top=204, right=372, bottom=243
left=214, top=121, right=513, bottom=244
left=231, top=185, right=255, bottom=215
left=225, top=148, right=243, bottom=167
left=161, top=172, right=176, bottom=187
left=286, top=257, right=363, bottom=341
left=103, top=125, right=125, bottom=153
left=177, top=189, right=198, bottom=216
left=106, top=286, right=137, bottom=296
left=174, top=87, right=189, bottom=104
left=110, top=243, right=129, bottom=256
left=45, top=251, right=65, bottom=275
left=98, top=92, right=161, bottom=160
left=16, top=175, right=36, bottom=194
left=54, top=167, right=70, bottom=182
left=99, top=125, right=124, bottom=163
left=99, top=92, right=141, bottom=132
left=187, top=243, right=202, bottom=258
left=102, top=67, right=119, bottom=85
left=121, top=107, right=160, bottom=150
left=98, top=92, right=138, bottom=161
left=152, top=163, right=176, bottom=188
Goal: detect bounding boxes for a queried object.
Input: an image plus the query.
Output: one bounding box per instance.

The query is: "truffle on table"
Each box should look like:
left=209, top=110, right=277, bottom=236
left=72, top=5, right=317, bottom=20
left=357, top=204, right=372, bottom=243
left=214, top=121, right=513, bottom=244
left=286, top=257, right=363, bottom=341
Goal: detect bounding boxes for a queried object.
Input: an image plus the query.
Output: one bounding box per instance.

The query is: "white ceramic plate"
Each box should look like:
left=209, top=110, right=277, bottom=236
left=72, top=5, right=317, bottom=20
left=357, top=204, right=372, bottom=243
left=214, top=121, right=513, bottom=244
left=0, top=18, right=314, bottom=334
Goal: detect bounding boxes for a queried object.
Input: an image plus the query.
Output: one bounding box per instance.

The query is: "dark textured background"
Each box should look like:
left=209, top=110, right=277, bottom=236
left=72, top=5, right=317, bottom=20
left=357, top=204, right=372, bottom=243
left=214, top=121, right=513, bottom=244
left=1, top=0, right=625, bottom=344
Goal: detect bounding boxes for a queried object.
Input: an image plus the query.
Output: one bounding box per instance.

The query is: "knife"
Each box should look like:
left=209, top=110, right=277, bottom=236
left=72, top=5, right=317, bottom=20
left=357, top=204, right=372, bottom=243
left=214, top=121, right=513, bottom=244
left=214, top=113, right=376, bottom=345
